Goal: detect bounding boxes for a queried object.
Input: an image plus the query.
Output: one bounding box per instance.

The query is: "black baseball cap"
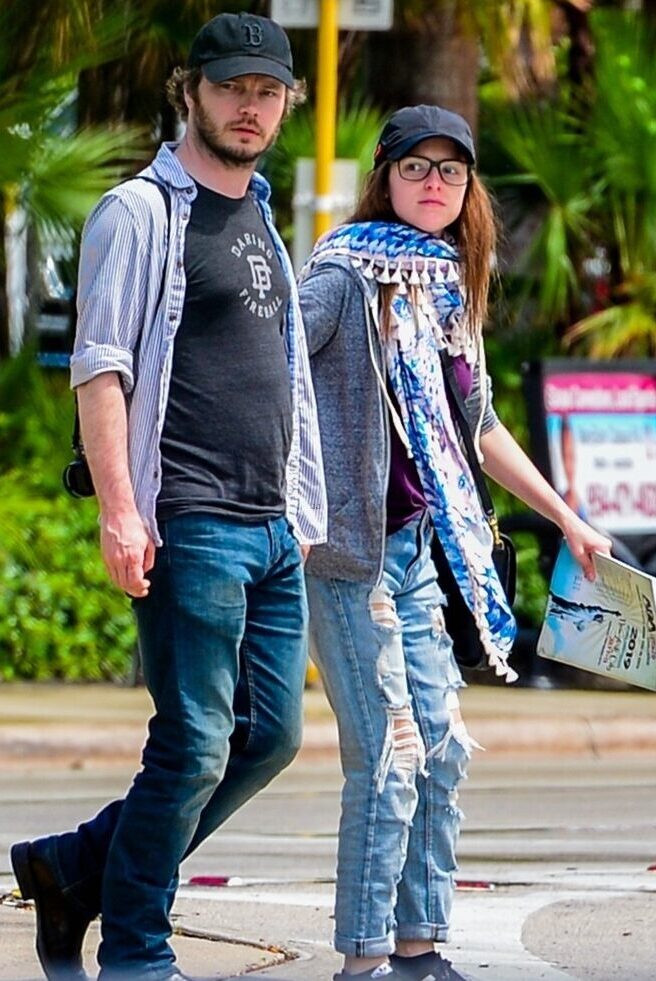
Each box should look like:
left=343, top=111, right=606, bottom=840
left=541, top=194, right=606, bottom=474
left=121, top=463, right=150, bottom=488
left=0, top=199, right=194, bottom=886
left=187, top=13, right=294, bottom=88
left=374, top=104, right=476, bottom=167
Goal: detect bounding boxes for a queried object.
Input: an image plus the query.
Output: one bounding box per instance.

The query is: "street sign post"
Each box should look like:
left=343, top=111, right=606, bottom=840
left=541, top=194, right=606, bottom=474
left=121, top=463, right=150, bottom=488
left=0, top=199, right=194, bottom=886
left=271, top=0, right=393, bottom=30
left=271, top=0, right=393, bottom=239
left=313, top=0, right=339, bottom=239
left=293, top=158, right=359, bottom=269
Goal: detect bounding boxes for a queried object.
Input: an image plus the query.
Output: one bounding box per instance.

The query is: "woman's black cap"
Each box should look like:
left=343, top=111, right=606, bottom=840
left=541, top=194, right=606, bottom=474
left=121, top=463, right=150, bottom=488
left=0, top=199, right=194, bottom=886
left=374, top=105, right=476, bottom=167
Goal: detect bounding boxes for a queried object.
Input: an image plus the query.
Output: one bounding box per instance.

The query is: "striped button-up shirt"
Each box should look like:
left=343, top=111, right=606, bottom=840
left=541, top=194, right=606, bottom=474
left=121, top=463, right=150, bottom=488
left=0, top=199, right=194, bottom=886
left=70, top=142, right=327, bottom=546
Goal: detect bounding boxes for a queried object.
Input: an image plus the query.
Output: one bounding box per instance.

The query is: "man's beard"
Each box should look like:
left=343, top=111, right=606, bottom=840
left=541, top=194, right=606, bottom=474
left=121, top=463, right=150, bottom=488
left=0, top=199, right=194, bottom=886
left=193, top=99, right=279, bottom=168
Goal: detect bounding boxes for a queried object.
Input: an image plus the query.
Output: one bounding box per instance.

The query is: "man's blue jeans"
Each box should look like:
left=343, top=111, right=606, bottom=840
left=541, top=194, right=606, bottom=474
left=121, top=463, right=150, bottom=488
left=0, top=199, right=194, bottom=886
left=306, top=513, right=476, bottom=957
left=42, top=514, right=307, bottom=979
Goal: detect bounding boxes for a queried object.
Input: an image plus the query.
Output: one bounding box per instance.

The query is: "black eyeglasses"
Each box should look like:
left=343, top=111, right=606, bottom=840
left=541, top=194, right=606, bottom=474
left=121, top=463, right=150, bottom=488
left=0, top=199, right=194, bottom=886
left=396, top=155, right=471, bottom=186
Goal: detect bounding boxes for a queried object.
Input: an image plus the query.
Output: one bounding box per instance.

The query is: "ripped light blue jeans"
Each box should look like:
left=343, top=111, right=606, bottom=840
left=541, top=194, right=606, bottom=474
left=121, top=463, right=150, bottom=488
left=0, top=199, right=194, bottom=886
left=306, top=512, right=479, bottom=957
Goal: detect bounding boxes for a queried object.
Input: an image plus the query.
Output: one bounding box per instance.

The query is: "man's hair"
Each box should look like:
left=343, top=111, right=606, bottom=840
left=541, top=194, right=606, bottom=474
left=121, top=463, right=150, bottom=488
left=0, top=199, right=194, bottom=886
left=350, top=162, right=497, bottom=343
left=165, top=67, right=307, bottom=120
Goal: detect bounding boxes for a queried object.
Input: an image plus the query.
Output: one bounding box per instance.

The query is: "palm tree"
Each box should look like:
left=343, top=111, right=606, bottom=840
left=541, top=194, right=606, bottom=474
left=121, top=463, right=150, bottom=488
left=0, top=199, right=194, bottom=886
left=362, top=0, right=559, bottom=129
left=484, top=97, right=599, bottom=334
left=482, top=8, right=656, bottom=356
left=264, top=99, right=386, bottom=244
left=0, top=1, right=146, bottom=357
left=566, top=9, right=656, bottom=355
left=76, top=1, right=255, bottom=140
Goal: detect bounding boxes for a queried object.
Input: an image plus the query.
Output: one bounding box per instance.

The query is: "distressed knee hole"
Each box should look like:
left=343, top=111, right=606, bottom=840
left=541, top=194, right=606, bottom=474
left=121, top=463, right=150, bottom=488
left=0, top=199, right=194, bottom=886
left=391, top=709, right=422, bottom=778
left=447, top=786, right=464, bottom=821
left=430, top=603, right=446, bottom=636
left=374, top=705, right=427, bottom=792
left=445, top=688, right=463, bottom=726
left=368, top=585, right=401, bottom=632
left=426, top=689, right=485, bottom=765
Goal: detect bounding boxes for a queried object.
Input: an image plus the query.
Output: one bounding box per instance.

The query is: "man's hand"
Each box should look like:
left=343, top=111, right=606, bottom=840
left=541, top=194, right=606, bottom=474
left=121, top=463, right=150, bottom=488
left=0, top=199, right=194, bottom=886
left=100, top=509, right=156, bottom=597
left=300, top=544, right=311, bottom=563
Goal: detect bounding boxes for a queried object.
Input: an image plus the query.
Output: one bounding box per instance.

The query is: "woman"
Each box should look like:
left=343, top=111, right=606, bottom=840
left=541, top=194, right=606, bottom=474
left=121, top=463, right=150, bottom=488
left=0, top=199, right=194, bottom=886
left=297, top=105, right=610, bottom=981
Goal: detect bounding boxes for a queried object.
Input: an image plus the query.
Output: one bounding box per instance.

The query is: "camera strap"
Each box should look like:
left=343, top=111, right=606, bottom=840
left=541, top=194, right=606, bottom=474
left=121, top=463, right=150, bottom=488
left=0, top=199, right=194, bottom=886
left=72, top=177, right=171, bottom=460
left=439, top=349, right=501, bottom=545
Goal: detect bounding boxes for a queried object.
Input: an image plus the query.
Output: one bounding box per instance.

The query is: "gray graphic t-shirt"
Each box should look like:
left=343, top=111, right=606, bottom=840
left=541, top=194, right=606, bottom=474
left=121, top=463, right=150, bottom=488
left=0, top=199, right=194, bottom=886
left=157, top=182, right=292, bottom=522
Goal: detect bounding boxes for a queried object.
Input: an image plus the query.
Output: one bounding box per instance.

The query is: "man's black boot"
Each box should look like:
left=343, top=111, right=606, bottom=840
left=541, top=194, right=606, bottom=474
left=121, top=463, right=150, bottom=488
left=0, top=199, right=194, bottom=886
left=10, top=839, right=93, bottom=981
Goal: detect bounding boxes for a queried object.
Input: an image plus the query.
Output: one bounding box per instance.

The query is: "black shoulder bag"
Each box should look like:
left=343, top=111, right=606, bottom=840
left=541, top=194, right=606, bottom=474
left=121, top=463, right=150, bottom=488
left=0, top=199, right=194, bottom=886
left=62, top=178, right=170, bottom=498
left=431, top=352, right=517, bottom=670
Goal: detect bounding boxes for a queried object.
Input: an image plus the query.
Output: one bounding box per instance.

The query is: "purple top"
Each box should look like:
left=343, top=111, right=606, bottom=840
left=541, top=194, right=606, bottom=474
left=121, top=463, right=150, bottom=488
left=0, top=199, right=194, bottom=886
left=386, top=355, right=473, bottom=535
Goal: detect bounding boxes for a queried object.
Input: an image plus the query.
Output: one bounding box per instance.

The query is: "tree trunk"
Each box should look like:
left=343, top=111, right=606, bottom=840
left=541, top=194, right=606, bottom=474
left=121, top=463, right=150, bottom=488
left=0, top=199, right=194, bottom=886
left=364, top=3, right=479, bottom=133
left=0, top=195, right=9, bottom=361
left=554, top=1, right=595, bottom=89
left=23, top=224, right=41, bottom=351
left=4, top=203, right=29, bottom=357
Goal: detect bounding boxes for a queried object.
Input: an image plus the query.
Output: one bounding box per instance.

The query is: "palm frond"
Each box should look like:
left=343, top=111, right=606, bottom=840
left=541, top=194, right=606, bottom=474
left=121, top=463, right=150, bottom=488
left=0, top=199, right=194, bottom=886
left=485, top=96, right=600, bottom=326
left=588, top=10, right=656, bottom=274
left=265, top=100, right=386, bottom=201
left=566, top=302, right=656, bottom=358
left=25, top=125, right=148, bottom=234
left=474, top=0, right=555, bottom=96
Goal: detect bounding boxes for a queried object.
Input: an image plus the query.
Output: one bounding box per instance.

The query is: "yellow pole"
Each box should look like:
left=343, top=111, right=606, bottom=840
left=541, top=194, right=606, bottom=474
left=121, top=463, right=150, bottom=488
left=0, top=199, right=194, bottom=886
left=314, top=0, right=339, bottom=241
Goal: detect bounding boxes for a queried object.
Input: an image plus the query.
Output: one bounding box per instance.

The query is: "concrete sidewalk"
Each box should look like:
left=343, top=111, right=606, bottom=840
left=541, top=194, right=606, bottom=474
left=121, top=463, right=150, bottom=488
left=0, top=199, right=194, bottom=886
left=1, top=681, right=655, bottom=980
left=0, top=900, right=286, bottom=981
left=0, top=681, right=654, bottom=768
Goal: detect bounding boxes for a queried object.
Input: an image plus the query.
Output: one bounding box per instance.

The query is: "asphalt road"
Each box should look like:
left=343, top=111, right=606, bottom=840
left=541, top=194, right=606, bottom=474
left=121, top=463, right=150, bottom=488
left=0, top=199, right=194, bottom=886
left=1, top=752, right=654, bottom=981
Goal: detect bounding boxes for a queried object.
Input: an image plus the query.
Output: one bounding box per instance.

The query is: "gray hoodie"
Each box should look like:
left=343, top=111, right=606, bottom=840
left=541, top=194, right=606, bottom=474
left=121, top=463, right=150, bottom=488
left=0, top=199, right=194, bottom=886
left=298, top=255, right=499, bottom=584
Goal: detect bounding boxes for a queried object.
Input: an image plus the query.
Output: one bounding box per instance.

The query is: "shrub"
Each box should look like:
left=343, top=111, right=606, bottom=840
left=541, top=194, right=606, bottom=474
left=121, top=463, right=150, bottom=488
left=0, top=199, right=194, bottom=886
left=0, top=352, right=135, bottom=680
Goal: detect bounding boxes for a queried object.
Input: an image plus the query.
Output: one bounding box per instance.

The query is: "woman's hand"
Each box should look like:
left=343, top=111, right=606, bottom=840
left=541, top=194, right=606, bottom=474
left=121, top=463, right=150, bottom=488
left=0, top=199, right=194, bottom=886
left=559, top=512, right=612, bottom=581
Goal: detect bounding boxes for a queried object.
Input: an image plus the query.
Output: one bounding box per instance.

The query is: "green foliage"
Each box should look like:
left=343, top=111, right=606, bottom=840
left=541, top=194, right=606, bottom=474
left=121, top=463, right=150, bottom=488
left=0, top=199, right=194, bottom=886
left=27, top=126, right=147, bottom=239
left=263, top=100, right=386, bottom=239
left=566, top=10, right=656, bottom=355
left=567, top=298, right=656, bottom=357
left=485, top=333, right=551, bottom=627
left=511, top=532, right=550, bottom=627
left=482, top=96, right=599, bottom=331
left=0, top=2, right=147, bottom=250
left=0, top=352, right=136, bottom=681
left=481, top=8, right=656, bottom=355
left=267, top=100, right=385, bottom=195
left=0, top=483, right=136, bottom=682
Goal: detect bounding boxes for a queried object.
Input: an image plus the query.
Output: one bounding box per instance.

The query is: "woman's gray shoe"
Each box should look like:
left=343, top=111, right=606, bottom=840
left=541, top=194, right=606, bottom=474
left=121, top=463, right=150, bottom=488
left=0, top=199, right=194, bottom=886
left=333, top=966, right=404, bottom=980
left=390, top=952, right=474, bottom=981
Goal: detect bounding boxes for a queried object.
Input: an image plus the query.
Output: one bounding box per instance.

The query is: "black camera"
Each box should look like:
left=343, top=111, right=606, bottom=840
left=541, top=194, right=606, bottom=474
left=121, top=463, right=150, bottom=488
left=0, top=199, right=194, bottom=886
left=62, top=454, right=95, bottom=498
left=63, top=405, right=95, bottom=498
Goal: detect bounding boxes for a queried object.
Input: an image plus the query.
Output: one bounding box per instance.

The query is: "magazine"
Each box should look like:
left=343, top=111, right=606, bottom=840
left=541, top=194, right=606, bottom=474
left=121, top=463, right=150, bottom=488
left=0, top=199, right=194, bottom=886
left=537, top=541, right=656, bottom=690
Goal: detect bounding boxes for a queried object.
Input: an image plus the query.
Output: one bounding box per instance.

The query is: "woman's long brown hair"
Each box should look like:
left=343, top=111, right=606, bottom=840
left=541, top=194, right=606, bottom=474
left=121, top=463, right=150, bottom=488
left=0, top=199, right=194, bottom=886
left=349, top=161, right=497, bottom=340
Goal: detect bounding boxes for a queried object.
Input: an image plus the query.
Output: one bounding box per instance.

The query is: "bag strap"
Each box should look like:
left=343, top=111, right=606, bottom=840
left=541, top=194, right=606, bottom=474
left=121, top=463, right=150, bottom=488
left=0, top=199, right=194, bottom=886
left=72, top=176, right=171, bottom=458
left=439, top=350, right=502, bottom=546
left=364, top=302, right=413, bottom=456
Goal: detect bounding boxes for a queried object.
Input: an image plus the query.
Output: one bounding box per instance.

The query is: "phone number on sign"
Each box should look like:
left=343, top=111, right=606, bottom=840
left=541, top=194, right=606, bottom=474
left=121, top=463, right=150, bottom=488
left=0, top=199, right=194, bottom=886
left=587, top=482, right=656, bottom=518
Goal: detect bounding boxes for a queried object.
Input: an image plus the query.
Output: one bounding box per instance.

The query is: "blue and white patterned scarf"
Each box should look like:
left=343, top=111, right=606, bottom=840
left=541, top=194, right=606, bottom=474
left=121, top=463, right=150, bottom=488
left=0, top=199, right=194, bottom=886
left=302, top=221, right=517, bottom=682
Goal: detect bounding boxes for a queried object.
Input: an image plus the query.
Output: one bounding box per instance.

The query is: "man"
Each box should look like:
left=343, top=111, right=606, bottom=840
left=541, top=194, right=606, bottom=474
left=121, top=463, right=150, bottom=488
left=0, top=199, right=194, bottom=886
left=10, top=12, right=326, bottom=981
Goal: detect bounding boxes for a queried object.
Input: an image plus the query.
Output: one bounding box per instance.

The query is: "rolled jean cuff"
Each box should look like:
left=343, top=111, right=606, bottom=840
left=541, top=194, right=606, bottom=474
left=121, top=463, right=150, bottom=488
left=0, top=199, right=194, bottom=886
left=396, top=923, right=450, bottom=943
left=334, top=929, right=396, bottom=957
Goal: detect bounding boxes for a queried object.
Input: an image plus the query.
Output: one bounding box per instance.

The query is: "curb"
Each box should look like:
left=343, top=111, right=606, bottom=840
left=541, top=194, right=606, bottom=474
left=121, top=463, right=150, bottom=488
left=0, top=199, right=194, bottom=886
left=1, top=683, right=655, bottom=767
left=1, top=714, right=656, bottom=767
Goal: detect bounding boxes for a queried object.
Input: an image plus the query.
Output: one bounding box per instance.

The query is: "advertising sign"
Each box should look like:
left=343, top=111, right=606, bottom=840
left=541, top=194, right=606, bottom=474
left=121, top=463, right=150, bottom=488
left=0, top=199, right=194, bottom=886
left=524, top=360, right=656, bottom=536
